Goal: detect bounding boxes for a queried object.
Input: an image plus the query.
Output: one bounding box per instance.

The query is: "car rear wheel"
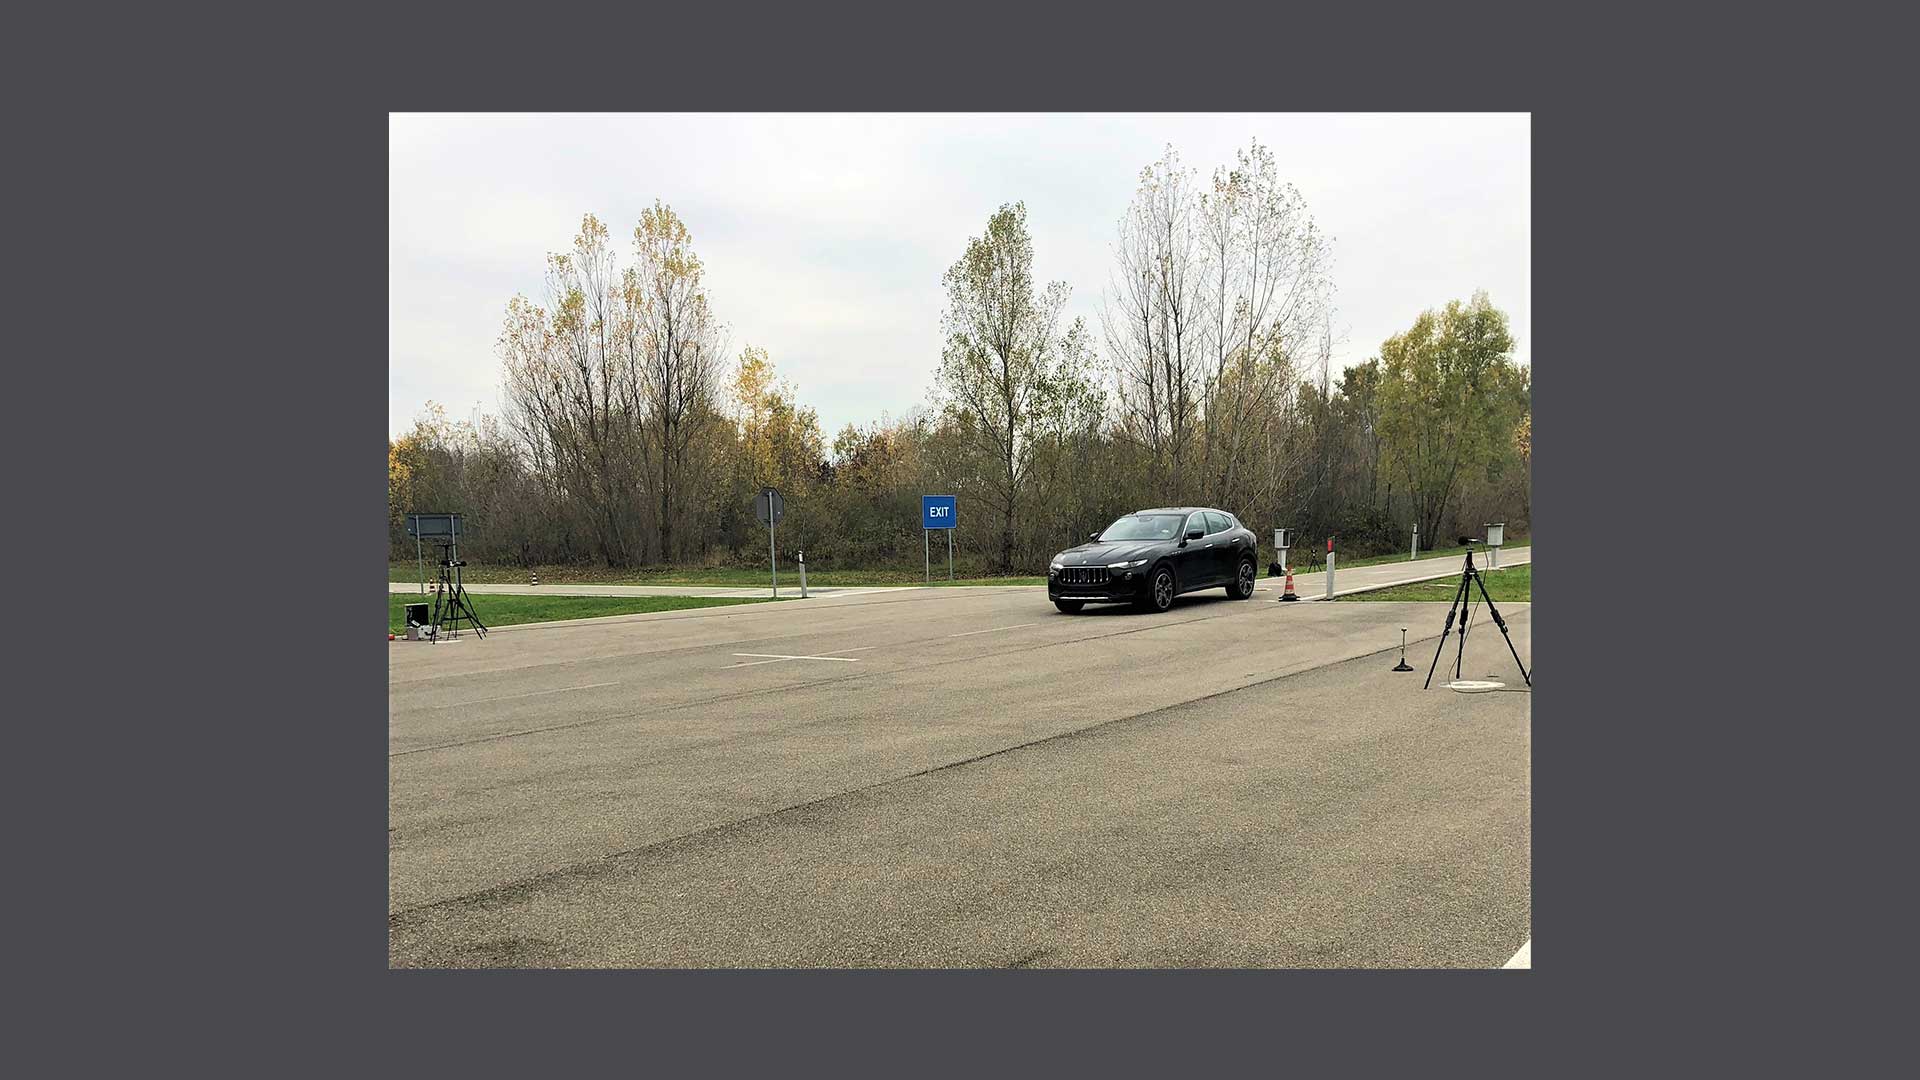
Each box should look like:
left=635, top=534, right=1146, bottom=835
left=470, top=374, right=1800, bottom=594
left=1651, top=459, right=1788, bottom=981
left=1137, top=565, right=1176, bottom=613
left=1229, top=558, right=1257, bottom=599
left=1053, top=599, right=1085, bottom=613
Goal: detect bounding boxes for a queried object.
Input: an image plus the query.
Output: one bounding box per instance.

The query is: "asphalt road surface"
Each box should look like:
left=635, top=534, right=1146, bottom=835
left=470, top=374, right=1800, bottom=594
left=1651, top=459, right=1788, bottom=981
left=389, top=579, right=1532, bottom=968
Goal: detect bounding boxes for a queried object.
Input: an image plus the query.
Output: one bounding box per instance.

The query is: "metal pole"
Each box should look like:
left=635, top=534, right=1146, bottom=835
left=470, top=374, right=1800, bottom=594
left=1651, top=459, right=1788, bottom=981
left=416, top=527, right=424, bottom=595
left=1491, top=545, right=1498, bottom=569
left=924, top=529, right=930, bottom=584
left=770, top=518, right=778, bottom=598
left=947, top=528, right=954, bottom=580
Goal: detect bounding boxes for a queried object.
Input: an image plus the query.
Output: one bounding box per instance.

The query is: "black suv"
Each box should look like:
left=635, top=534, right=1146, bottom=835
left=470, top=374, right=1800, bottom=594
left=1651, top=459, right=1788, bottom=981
left=1047, top=507, right=1260, bottom=613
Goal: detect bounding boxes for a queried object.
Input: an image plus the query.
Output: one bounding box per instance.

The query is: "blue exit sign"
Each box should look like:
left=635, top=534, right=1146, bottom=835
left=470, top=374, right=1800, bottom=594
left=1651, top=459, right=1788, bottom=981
left=921, top=494, right=957, bottom=530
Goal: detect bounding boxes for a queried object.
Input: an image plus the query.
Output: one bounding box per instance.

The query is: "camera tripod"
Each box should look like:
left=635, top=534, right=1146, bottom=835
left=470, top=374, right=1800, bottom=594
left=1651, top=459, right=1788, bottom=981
left=1424, top=546, right=1528, bottom=689
left=429, top=541, right=488, bottom=641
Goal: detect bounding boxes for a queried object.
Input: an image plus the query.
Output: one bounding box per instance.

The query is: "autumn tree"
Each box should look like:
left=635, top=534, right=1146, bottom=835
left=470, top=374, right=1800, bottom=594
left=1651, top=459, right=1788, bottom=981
left=499, top=208, right=727, bottom=566
left=731, top=345, right=825, bottom=493
left=621, top=201, right=726, bottom=561
left=935, top=202, right=1079, bottom=572
left=498, top=215, right=644, bottom=564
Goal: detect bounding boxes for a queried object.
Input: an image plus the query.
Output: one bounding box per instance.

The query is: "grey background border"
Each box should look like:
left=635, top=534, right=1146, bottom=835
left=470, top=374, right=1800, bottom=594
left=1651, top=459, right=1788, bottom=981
left=16, top=0, right=1888, bottom=1070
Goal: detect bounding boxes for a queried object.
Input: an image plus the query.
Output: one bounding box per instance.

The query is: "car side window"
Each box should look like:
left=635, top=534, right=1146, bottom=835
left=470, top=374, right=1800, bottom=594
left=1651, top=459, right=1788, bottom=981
left=1204, top=511, right=1230, bottom=534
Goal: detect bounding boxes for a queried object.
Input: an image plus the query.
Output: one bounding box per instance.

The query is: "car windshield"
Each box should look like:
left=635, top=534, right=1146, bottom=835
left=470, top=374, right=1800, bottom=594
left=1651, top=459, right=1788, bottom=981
left=1097, top=514, right=1185, bottom=542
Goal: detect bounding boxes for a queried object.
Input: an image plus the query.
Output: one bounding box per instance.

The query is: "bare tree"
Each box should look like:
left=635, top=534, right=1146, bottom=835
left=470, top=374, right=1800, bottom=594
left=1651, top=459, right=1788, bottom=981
left=1194, top=140, right=1333, bottom=513
left=1105, top=146, right=1207, bottom=498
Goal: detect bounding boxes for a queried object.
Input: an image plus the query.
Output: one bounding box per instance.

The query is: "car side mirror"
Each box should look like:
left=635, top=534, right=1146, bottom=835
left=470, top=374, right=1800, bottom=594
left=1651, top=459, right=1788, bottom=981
left=1088, top=532, right=1100, bottom=542
left=1185, top=528, right=1204, bottom=542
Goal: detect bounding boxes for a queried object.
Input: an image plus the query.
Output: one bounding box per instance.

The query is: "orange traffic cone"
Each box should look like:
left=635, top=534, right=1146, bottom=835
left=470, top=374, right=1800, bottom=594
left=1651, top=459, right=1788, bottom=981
left=1279, top=567, right=1299, bottom=601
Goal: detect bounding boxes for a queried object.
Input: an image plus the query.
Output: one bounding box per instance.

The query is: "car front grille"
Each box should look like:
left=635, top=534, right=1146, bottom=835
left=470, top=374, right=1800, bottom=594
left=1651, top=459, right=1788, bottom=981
left=1059, top=566, right=1110, bottom=586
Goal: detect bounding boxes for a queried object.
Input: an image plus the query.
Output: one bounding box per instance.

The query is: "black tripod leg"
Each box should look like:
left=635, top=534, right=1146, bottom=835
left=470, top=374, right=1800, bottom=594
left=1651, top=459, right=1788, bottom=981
left=456, top=564, right=486, bottom=637
left=1423, top=571, right=1473, bottom=689
left=1472, top=572, right=1530, bottom=686
left=1451, top=576, right=1466, bottom=676
left=455, top=585, right=488, bottom=637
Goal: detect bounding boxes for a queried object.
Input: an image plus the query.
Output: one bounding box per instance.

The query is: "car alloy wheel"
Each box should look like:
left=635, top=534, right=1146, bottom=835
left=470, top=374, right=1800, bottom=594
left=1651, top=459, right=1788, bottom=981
left=1151, top=567, right=1174, bottom=611
left=1234, top=559, right=1256, bottom=599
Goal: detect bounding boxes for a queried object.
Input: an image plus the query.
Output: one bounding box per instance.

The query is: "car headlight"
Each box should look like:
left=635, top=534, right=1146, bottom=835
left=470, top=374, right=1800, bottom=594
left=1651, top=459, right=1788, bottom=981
left=1109, top=559, right=1148, bottom=570
left=1049, top=561, right=1063, bottom=573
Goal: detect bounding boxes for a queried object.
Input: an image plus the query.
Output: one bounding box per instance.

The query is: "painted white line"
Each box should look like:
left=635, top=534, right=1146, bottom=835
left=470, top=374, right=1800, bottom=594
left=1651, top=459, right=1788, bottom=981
left=434, top=682, right=619, bottom=708
left=730, top=652, right=862, bottom=662
left=946, top=622, right=1038, bottom=638
left=1503, top=940, right=1531, bottom=968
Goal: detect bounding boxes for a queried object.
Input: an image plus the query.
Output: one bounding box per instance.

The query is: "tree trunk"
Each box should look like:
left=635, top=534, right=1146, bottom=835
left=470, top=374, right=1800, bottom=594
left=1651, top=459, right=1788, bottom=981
left=658, top=431, right=673, bottom=563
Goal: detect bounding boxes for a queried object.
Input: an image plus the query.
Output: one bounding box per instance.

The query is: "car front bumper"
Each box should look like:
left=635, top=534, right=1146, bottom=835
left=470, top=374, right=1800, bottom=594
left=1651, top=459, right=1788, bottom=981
left=1048, top=567, right=1152, bottom=604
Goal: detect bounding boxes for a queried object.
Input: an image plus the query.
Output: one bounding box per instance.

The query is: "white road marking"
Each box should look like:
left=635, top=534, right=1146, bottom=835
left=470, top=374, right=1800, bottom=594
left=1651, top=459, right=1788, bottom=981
left=1503, top=940, right=1531, bottom=968
left=946, top=622, right=1038, bottom=638
left=726, top=652, right=863, bottom=668
left=433, top=682, right=620, bottom=708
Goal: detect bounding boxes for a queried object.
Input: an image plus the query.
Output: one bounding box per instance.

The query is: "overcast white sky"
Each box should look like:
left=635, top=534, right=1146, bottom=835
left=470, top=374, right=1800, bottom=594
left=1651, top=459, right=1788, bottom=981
left=390, top=113, right=1528, bottom=441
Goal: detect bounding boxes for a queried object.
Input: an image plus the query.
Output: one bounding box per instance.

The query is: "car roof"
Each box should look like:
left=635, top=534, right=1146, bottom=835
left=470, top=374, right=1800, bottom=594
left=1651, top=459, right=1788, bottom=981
left=1126, top=507, right=1235, bottom=517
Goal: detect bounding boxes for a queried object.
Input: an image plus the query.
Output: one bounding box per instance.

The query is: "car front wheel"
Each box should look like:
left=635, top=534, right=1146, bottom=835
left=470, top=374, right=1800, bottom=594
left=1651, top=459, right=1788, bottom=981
left=1229, top=558, right=1257, bottom=599
left=1137, top=565, right=1176, bottom=613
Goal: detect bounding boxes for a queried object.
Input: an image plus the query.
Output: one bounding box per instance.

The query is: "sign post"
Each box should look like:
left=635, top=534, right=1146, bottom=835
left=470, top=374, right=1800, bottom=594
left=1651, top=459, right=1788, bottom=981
left=921, top=495, right=957, bottom=584
left=1485, top=522, right=1505, bottom=569
left=755, top=488, right=785, bottom=597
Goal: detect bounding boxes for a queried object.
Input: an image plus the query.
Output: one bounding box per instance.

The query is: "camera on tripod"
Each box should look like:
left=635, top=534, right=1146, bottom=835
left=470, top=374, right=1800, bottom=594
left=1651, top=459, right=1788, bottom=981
left=1422, top=530, right=1528, bottom=689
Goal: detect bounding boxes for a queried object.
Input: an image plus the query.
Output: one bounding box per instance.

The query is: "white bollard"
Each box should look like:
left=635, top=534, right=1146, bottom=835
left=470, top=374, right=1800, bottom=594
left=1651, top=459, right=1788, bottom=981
left=1325, top=551, right=1335, bottom=599
left=1412, top=525, right=1418, bottom=561
left=798, top=551, right=808, bottom=598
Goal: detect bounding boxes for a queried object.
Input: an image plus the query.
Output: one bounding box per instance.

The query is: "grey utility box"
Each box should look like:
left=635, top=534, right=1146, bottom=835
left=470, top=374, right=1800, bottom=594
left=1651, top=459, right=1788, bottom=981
left=1484, top=523, right=1506, bottom=547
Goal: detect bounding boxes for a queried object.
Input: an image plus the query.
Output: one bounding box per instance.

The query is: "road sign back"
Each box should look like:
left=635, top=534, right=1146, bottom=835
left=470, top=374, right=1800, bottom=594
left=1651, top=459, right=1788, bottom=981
left=755, top=488, right=784, bottom=525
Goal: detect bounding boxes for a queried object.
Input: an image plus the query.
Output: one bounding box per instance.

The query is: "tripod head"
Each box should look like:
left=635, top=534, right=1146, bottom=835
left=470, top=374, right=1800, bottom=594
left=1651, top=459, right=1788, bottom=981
left=1455, top=537, right=1481, bottom=571
left=432, top=539, right=465, bottom=569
